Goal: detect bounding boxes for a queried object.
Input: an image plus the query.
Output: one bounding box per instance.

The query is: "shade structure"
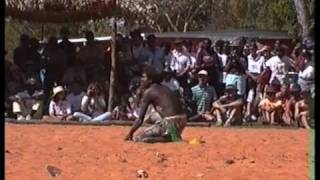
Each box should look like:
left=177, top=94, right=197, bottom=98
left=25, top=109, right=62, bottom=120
left=5, top=0, right=119, bottom=23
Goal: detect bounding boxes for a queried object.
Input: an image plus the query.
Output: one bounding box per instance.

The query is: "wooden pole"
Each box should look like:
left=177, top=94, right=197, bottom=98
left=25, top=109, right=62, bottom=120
left=108, top=17, right=117, bottom=112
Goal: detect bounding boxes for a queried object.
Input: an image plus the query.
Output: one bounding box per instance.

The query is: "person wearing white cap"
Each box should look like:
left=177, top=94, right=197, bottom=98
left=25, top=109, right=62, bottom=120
left=190, top=70, right=217, bottom=121
left=10, top=78, right=44, bottom=121
left=45, top=86, right=73, bottom=121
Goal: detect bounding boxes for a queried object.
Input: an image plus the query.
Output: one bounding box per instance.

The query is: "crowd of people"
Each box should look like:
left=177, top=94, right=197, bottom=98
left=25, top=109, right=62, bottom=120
left=4, top=28, right=314, bottom=129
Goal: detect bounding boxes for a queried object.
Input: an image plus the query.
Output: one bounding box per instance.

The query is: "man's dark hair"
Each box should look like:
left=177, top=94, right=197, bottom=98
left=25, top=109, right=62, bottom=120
left=20, top=34, right=30, bottom=44
left=146, top=34, right=156, bottom=42
left=143, top=65, right=162, bottom=84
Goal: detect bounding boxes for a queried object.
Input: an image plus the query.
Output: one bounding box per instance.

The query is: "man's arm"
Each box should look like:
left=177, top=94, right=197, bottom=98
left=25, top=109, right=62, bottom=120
left=125, top=90, right=152, bottom=140
left=221, top=98, right=243, bottom=108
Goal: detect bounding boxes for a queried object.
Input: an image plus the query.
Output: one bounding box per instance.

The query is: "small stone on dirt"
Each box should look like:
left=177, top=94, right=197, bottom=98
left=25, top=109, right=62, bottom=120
left=47, top=165, right=62, bottom=177
left=196, top=173, right=204, bottom=178
left=250, top=160, right=255, bottom=163
left=225, top=159, right=235, bottom=164
left=5, top=150, right=11, bottom=154
left=136, top=169, right=148, bottom=178
left=57, top=147, right=63, bottom=151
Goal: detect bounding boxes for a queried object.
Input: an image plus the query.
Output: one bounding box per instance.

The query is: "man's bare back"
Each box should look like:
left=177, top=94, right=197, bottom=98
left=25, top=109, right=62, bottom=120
left=125, top=67, right=187, bottom=143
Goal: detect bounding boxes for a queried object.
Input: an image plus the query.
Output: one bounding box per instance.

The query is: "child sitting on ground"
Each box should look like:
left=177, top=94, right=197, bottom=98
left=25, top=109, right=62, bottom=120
left=258, top=86, right=282, bottom=125
left=295, top=90, right=311, bottom=129
left=276, top=83, right=291, bottom=125
left=283, top=83, right=302, bottom=126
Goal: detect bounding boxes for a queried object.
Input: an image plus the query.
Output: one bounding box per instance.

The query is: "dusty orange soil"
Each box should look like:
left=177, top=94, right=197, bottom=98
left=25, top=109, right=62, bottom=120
left=5, top=123, right=311, bottom=180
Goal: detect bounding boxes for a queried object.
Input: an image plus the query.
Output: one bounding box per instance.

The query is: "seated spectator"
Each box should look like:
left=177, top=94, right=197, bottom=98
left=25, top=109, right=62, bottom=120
left=141, top=34, right=165, bottom=73
left=211, top=84, right=243, bottom=127
left=258, top=86, right=282, bottom=125
left=295, top=90, right=311, bottom=129
left=44, top=86, right=72, bottom=121
left=66, top=81, right=86, bottom=113
left=7, top=64, right=24, bottom=96
left=10, top=78, right=44, bottom=120
left=161, top=67, right=181, bottom=96
left=189, top=70, right=217, bottom=121
left=283, top=83, right=302, bottom=126
left=73, top=82, right=112, bottom=122
left=275, top=83, right=291, bottom=125
left=224, top=54, right=246, bottom=96
left=113, top=97, right=140, bottom=121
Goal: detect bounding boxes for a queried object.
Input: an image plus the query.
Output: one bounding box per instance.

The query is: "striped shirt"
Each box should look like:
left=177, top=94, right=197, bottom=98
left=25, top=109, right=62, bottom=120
left=191, top=85, right=217, bottom=114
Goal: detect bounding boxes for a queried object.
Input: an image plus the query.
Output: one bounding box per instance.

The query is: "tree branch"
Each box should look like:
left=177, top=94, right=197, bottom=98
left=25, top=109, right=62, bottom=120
left=164, top=12, right=178, bottom=32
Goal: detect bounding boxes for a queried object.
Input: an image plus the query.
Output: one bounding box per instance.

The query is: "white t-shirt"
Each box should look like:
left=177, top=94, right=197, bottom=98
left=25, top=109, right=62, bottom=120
left=81, top=95, right=106, bottom=117
left=247, top=54, right=265, bottom=74
left=171, top=51, right=191, bottom=74
left=218, top=53, right=228, bottom=82
left=298, top=64, right=314, bottom=80
left=49, top=100, right=71, bottom=117
left=66, top=91, right=85, bottom=112
left=265, top=55, right=292, bottom=84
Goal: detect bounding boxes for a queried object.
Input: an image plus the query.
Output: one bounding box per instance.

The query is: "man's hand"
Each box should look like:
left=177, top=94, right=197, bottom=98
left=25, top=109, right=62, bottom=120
left=124, top=134, right=133, bottom=141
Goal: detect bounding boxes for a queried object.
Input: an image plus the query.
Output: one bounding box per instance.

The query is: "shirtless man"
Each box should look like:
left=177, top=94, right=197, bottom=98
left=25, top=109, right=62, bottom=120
left=124, top=66, right=187, bottom=143
left=211, top=85, right=243, bottom=127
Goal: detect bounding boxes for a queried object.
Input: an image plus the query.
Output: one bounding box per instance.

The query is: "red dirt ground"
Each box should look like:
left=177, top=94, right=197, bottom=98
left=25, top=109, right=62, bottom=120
left=5, top=123, right=311, bottom=180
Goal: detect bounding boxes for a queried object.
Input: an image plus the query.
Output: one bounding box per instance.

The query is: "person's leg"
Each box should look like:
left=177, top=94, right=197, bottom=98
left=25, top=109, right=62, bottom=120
left=73, top=112, right=92, bottom=122
left=224, top=108, right=238, bottom=127
left=270, top=111, right=276, bottom=125
left=300, top=113, right=311, bottom=129
left=141, top=136, right=171, bottom=143
left=91, top=112, right=112, bottom=122
left=214, top=109, right=223, bottom=126
left=12, top=101, right=27, bottom=120
left=31, top=100, right=43, bottom=119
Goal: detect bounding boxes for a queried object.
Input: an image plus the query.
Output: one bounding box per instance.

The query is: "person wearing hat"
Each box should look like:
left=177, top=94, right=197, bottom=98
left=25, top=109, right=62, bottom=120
left=45, top=86, right=73, bottom=121
left=211, top=84, right=243, bottom=127
left=294, top=90, right=311, bottom=129
left=10, top=78, right=44, bottom=121
left=258, top=86, right=283, bottom=125
left=189, top=70, right=217, bottom=122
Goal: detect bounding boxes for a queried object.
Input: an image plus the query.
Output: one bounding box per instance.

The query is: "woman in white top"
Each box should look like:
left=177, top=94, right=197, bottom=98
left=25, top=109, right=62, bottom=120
left=44, top=86, right=73, bottom=121
left=297, top=51, right=314, bottom=92
left=73, top=82, right=112, bottom=122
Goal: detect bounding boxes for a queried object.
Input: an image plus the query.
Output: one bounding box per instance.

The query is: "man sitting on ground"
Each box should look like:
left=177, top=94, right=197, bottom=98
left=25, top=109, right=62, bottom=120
left=211, top=84, right=243, bottom=127
left=295, top=90, right=311, bottom=129
left=10, top=78, right=44, bottom=120
left=124, top=66, right=187, bottom=143
left=258, top=86, right=282, bottom=125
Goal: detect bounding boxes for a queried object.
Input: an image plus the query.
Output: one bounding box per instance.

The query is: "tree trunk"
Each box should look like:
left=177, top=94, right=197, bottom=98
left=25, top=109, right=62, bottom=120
left=108, top=18, right=117, bottom=112
left=293, top=0, right=309, bottom=38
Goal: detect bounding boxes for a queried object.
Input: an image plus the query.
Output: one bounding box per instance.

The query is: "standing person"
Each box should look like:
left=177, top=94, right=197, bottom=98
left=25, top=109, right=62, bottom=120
left=171, top=39, right=191, bottom=89
left=297, top=50, right=314, bottom=93
left=42, top=36, right=67, bottom=97
left=45, top=86, right=73, bottom=121
left=245, top=43, right=265, bottom=122
left=124, top=66, right=187, bottom=143
left=13, top=34, right=30, bottom=71
left=196, top=39, right=220, bottom=88
left=265, top=46, right=293, bottom=85
left=189, top=70, right=217, bottom=121
left=73, top=82, right=112, bottom=122
left=141, top=34, right=165, bottom=73
left=59, top=27, right=76, bottom=68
